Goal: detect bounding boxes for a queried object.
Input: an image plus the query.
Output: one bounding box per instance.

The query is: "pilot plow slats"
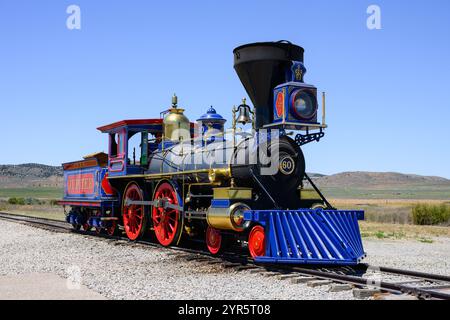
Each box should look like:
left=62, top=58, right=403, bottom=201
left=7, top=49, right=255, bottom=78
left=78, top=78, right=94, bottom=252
left=244, top=209, right=366, bottom=265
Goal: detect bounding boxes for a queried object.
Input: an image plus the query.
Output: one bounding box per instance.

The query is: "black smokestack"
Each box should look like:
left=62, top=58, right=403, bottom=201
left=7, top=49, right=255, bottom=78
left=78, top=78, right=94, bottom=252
left=233, top=41, right=304, bottom=129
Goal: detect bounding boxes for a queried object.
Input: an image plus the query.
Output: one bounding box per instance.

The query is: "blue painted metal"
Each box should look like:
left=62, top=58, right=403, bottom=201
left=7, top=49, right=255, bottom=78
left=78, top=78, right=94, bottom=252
left=273, top=82, right=319, bottom=126
left=158, top=140, right=176, bottom=151
left=197, top=106, right=227, bottom=123
left=66, top=213, right=76, bottom=225
left=211, top=199, right=231, bottom=208
left=244, top=209, right=366, bottom=265
left=66, top=211, right=87, bottom=226
left=87, top=217, right=114, bottom=229
left=197, top=106, right=226, bottom=144
left=62, top=164, right=117, bottom=210
left=66, top=211, right=116, bottom=229
left=287, top=61, right=307, bottom=83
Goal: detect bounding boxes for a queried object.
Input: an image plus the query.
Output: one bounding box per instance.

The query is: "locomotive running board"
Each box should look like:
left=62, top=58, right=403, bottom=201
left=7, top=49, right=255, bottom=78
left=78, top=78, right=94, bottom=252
left=244, top=209, right=366, bottom=265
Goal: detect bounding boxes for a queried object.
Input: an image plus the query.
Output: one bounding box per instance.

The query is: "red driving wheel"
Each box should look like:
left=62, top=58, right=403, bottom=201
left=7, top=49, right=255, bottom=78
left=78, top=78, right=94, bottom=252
left=94, top=211, right=102, bottom=235
left=82, top=210, right=90, bottom=232
left=105, top=219, right=118, bottom=236
left=122, top=183, right=146, bottom=241
left=248, top=225, right=266, bottom=258
left=82, top=223, right=90, bottom=232
left=152, top=182, right=180, bottom=247
left=206, top=226, right=222, bottom=255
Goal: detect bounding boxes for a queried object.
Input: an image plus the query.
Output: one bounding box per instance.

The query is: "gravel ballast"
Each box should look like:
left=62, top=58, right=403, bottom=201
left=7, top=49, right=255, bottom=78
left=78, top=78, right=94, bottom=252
left=0, top=220, right=449, bottom=300
left=363, top=238, right=450, bottom=276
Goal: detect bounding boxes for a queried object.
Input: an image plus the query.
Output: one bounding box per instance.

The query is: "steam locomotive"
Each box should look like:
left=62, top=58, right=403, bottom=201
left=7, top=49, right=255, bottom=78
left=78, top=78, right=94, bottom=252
left=60, top=41, right=365, bottom=265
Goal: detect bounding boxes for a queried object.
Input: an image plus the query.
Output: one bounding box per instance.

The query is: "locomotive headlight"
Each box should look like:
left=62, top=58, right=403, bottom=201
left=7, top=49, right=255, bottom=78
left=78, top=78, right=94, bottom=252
left=290, top=89, right=317, bottom=120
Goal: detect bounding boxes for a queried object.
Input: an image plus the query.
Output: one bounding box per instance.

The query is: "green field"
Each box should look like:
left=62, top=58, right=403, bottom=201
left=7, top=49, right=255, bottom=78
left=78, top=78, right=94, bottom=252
left=321, top=186, right=450, bottom=200
left=1, top=185, right=449, bottom=201
left=0, top=187, right=63, bottom=200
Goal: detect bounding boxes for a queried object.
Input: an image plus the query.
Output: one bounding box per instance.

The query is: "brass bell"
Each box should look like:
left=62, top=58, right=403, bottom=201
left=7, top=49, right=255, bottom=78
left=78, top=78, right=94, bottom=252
left=236, top=98, right=252, bottom=125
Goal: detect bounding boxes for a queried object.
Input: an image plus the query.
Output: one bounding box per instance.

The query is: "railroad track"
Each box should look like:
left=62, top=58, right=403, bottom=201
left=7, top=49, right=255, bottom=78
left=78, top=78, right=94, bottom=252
left=1, top=211, right=449, bottom=300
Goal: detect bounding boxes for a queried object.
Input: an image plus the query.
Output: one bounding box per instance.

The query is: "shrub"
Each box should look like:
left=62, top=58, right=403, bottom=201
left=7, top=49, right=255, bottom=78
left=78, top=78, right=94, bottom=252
left=7, top=197, right=45, bottom=206
left=24, top=197, right=44, bottom=205
left=375, top=231, right=387, bottom=239
left=412, top=203, right=450, bottom=226
left=49, top=199, right=60, bottom=206
left=8, top=197, right=25, bottom=205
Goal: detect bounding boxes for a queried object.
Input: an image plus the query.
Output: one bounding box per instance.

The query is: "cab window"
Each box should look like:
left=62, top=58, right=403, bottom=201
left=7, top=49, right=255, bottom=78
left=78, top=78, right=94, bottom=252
left=110, top=133, right=123, bottom=158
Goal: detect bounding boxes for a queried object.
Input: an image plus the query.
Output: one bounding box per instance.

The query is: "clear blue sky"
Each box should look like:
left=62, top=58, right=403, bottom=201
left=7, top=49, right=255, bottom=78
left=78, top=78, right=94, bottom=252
left=1, top=0, right=449, bottom=177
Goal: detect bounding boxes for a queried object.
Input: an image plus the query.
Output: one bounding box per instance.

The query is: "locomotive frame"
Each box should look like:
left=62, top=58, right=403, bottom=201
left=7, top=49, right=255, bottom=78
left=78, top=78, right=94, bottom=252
left=60, top=41, right=366, bottom=265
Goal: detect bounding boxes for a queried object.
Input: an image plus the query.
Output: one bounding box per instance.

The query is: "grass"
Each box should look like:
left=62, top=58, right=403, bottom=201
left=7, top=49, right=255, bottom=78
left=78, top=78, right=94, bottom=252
left=331, top=199, right=450, bottom=225
left=359, top=221, right=450, bottom=241
left=0, top=187, right=62, bottom=200
left=375, top=231, right=388, bottom=239
left=322, top=186, right=450, bottom=200
left=0, top=201, right=65, bottom=222
left=0, top=187, right=64, bottom=221
left=334, top=198, right=450, bottom=241
left=5, top=209, right=66, bottom=222
left=8, top=197, right=46, bottom=205
left=371, top=230, right=407, bottom=240
left=0, top=187, right=65, bottom=222
left=418, top=237, right=434, bottom=244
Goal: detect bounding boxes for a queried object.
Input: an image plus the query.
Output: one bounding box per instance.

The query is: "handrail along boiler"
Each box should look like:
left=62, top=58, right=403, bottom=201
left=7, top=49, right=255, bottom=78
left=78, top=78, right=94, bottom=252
left=60, top=41, right=365, bottom=265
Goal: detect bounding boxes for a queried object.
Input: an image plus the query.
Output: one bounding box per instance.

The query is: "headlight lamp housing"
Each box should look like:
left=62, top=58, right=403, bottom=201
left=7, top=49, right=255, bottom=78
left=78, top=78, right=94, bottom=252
left=290, top=89, right=317, bottom=120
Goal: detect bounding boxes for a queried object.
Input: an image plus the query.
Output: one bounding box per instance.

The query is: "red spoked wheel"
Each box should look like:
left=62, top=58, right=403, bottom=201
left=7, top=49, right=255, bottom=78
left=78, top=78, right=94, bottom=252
left=152, top=182, right=181, bottom=247
left=206, top=226, right=222, bottom=255
left=94, top=211, right=102, bottom=235
left=82, top=210, right=91, bottom=232
left=94, top=210, right=117, bottom=236
left=122, top=183, right=146, bottom=241
left=105, top=219, right=118, bottom=236
left=248, top=225, right=266, bottom=258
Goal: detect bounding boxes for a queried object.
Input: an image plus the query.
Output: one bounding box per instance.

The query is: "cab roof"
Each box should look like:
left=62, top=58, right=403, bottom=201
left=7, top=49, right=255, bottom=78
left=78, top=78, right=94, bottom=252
left=97, top=119, right=164, bottom=133
left=97, top=118, right=197, bottom=135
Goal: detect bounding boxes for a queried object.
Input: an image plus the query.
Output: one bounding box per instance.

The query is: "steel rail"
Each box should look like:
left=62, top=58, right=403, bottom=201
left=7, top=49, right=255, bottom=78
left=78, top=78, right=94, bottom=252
left=272, top=265, right=450, bottom=300
left=365, top=264, right=450, bottom=283
left=0, top=212, right=70, bottom=231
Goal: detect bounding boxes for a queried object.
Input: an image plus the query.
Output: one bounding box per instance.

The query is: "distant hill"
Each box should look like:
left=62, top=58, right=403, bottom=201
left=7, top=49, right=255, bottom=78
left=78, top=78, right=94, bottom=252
left=0, top=164, right=449, bottom=199
left=306, top=173, right=327, bottom=179
left=311, top=171, right=450, bottom=188
left=0, top=164, right=62, bottom=188
left=309, top=171, right=450, bottom=200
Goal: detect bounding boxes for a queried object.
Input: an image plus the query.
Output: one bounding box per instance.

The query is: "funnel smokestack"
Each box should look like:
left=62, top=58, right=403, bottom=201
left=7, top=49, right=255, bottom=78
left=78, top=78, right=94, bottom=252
left=233, top=41, right=304, bottom=129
